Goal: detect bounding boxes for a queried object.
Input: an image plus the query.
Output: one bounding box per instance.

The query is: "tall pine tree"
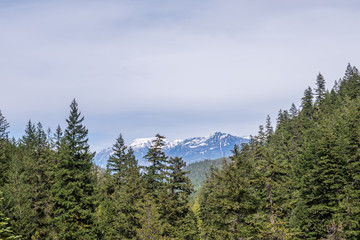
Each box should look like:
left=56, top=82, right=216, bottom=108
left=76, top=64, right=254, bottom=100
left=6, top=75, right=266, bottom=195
left=51, top=99, right=96, bottom=239
left=0, top=110, right=10, bottom=186
left=99, top=134, right=145, bottom=239
left=143, top=134, right=169, bottom=195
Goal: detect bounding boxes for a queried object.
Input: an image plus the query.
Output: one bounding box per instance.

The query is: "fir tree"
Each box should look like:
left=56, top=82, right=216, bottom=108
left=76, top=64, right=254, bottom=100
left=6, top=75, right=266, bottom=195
left=0, top=110, right=10, bottom=186
left=315, top=73, right=326, bottom=104
left=106, top=134, right=127, bottom=179
left=289, top=103, right=298, bottom=118
left=136, top=194, right=164, bottom=240
left=143, top=134, right=169, bottom=194
left=0, top=111, right=9, bottom=140
left=0, top=191, right=20, bottom=239
left=165, top=156, right=198, bottom=239
left=52, top=125, right=63, bottom=153
left=29, top=123, right=54, bottom=238
left=299, top=117, right=349, bottom=239
left=339, top=63, right=360, bottom=99
left=5, top=140, right=33, bottom=238
left=99, top=135, right=145, bottom=239
left=51, top=99, right=96, bottom=239
left=301, top=86, right=314, bottom=120
left=265, top=115, right=274, bottom=139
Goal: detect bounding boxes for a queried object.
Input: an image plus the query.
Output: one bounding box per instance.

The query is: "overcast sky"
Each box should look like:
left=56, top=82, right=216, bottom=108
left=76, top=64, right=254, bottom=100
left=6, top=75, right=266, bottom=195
left=1, top=0, right=359, bottom=150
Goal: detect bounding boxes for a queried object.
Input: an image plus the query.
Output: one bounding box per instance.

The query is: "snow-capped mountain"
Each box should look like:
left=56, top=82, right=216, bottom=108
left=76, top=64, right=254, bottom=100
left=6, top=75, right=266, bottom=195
left=94, top=132, right=250, bottom=168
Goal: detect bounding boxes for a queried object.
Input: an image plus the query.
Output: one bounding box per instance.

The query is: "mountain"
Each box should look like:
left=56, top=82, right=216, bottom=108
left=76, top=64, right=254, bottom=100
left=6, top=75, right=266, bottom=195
left=184, top=158, right=226, bottom=193
left=94, top=132, right=250, bottom=168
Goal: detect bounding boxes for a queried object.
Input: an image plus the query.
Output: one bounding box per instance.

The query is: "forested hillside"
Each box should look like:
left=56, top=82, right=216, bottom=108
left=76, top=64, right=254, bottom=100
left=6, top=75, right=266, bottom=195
left=197, top=64, right=360, bottom=239
left=184, top=158, right=225, bottom=192
left=0, top=100, right=197, bottom=239
left=1, top=64, right=360, bottom=239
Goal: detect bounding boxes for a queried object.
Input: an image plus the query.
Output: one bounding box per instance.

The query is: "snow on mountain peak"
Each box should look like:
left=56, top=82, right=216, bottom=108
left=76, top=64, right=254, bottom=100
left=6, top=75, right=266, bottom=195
left=129, top=138, right=154, bottom=150
left=94, top=132, right=250, bottom=168
left=129, top=137, right=184, bottom=150
left=165, top=139, right=183, bottom=148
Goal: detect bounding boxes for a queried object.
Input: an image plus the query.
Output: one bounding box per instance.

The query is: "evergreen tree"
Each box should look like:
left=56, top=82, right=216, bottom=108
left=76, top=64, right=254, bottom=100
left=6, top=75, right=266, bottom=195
left=136, top=194, right=164, bottom=240
left=198, top=166, right=227, bottom=239
left=99, top=135, right=145, bottom=239
left=301, top=86, right=314, bottom=120
left=336, top=97, right=360, bottom=238
left=165, top=156, right=198, bottom=239
left=52, top=125, right=63, bottom=153
left=27, top=123, right=54, bottom=239
left=143, top=134, right=169, bottom=195
left=4, top=139, right=33, bottom=238
left=0, top=111, right=9, bottom=140
left=106, top=134, right=127, bottom=179
left=289, top=103, right=298, bottom=118
left=4, top=121, right=56, bottom=239
left=51, top=99, right=96, bottom=239
left=339, top=63, right=360, bottom=99
left=315, top=73, right=326, bottom=104
left=0, top=191, right=20, bottom=239
left=265, top=115, right=274, bottom=139
left=299, top=117, right=349, bottom=239
left=0, top=110, right=10, bottom=185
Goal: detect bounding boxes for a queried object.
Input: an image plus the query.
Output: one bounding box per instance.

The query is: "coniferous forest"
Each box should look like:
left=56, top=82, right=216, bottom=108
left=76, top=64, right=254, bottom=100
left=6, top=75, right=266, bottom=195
left=1, top=64, right=360, bottom=239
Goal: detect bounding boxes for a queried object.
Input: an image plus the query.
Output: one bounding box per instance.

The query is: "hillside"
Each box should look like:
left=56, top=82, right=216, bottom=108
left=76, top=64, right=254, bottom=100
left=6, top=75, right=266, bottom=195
left=184, top=158, right=226, bottom=192
left=198, top=64, right=360, bottom=239
left=2, top=64, right=360, bottom=239
left=94, top=132, right=249, bottom=168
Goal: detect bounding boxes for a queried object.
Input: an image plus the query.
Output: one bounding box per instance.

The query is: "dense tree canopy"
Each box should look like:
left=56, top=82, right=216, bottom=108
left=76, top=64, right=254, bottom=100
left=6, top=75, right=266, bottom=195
left=198, top=64, right=360, bottom=239
left=1, top=64, right=360, bottom=239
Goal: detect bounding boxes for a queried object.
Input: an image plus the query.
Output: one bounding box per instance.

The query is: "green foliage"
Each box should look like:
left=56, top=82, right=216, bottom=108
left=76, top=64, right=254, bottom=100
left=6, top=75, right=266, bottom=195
left=184, top=158, right=225, bottom=193
left=2, top=64, right=360, bottom=239
left=198, top=64, right=360, bottom=239
left=315, top=73, right=326, bottom=104
left=142, top=134, right=199, bottom=239
left=164, top=156, right=198, bottom=239
left=0, top=191, right=20, bottom=239
left=143, top=134, right=169, bottom=194
left=0, top=111, right=10, bottom=186
left=51, top=99, right=96, bottom=239
left=98, top=134, right=145, bottom=239
left=136, top=194, right=164, bottom=240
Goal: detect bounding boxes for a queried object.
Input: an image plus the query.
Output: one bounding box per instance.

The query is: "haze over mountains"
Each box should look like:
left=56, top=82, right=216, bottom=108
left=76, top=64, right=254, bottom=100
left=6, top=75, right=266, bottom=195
left=94, top=132, right=249, bottom=168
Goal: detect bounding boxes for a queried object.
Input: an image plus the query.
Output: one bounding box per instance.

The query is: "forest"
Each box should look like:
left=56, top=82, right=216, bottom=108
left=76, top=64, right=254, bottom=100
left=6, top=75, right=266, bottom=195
left=1, top=63, right=360, bottom=239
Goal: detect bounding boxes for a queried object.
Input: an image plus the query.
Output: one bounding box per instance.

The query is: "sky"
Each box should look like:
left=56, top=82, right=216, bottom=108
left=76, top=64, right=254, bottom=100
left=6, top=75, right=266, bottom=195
left=0, top=0, right=360, bottom=151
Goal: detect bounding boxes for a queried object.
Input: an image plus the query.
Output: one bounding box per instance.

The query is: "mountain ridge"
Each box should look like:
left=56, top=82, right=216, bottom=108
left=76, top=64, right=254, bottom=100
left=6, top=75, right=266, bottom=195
left=94, top=132, right=250, bottom=168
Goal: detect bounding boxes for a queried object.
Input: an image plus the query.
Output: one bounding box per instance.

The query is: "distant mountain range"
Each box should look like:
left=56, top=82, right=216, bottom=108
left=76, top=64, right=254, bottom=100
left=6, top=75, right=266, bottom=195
left=94, top=132, right=250, bottom=168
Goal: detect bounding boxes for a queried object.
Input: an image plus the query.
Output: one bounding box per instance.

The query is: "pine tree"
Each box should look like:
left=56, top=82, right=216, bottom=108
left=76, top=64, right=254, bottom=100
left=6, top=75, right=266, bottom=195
left=265, top=115, right=274, bottom=139
left=339, top=63, right=360, bottom=99
left=0, top=191, right=20, bottom=239
left=299, top=118, right=349, bottom=239
left=0, top=110, right=10, bottom=186
left=289, top=103, right=298, bottom=118
left=51, top=99, right=96, bottom=239
left=5, top=139, right=33, bottom=238
left=301, top=86, right=314, bottom=120
left=198, top=166, right=227, bottom=239
left=143, top=134, right=169, bottom=195
left=99, top=135, right=145, bottom=239
left=166, top=156, right=198, bottom=239
left=315, top=73, right=326, bottom=104
left=4, top=121, right=56, bottom=239
left=335, top=97, right=360, bottom=238
left=136, top=194, right=164, bottom=240
left=106, top=134, right=127, bottom=180
left=27, top=123, right=54, bottom=238
left=52, top=125, right=63, bottom=153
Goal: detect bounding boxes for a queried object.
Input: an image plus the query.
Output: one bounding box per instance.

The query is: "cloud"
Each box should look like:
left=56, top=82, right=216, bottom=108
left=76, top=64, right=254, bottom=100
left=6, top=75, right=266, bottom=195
left=0, top=0, right=359, bottom=149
